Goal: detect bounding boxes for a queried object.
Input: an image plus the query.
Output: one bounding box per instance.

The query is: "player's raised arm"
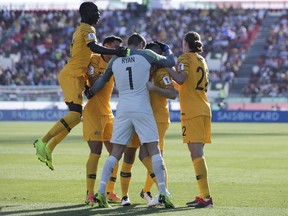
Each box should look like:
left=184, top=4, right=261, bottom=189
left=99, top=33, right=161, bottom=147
left=147, top=79, right=177, bottom=99
left=165, top=66, right=187, bottom=85
left=88, top=43, right=127, bottom=57
left=139, top=42, right=176, bottom=68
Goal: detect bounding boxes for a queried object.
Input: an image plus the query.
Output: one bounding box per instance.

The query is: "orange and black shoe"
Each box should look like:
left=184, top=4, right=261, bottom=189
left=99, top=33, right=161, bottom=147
left=107, top=192, right=121, bottom=203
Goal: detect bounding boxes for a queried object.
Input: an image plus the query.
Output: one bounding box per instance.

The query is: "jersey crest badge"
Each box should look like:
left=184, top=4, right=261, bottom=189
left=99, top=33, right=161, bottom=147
left=162, top=76, right=172, bottom=85
left=88, top=33, right=96, bottom=40
left=178, top=63, right=184, bottom=71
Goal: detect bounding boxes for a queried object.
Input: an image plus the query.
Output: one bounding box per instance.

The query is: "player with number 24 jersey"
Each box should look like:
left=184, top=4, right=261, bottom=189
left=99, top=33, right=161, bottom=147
left=177, top=53, right=211, bottom=120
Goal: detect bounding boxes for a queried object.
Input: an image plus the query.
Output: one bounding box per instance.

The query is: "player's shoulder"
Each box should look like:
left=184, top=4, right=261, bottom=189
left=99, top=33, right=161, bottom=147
left=129, top=49, right=147, bottom=56
left=79, top=23, right=96, bottom=34
left=106, top=55, right=119, bottom=68
left=142, top=49, right=157, bottom=57
left=153, top=67, right=173, bottom=86
left=178, top=52, right=192, bottom=60
left=155, top=67, right=169, bottom=75
left=109, top=55, right=119, bottom=63
left=178, top=52, right=205, bottom=63
left=195, top=53, right=206, bottom=63
left=90, top=54, right=101, bottom=62
left=79, top=22, right=93, bottom=28
left=91, top=53, right=101, bottom=59
left=177, top=53, right=191, bottom=64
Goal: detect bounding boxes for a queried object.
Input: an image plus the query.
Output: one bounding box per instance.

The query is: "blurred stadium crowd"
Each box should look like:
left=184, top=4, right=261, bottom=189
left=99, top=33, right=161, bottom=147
left=0, top=8, right=287, bottom=97
left=243, top=13, right=288, bottom=97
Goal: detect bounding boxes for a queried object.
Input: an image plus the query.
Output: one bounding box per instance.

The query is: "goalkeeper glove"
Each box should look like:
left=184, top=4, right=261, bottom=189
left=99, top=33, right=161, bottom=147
left=154, top=40, right=170, bottom=52
left=84, top=85, right=94, bottom=99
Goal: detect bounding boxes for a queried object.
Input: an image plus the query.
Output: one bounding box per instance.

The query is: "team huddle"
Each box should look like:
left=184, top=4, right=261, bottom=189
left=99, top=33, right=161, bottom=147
left=33, top=1, right=213, bottom=209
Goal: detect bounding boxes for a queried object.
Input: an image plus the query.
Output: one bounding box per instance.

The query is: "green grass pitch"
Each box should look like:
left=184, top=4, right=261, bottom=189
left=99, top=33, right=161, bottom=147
left=0, top=121, right=288, bottom=216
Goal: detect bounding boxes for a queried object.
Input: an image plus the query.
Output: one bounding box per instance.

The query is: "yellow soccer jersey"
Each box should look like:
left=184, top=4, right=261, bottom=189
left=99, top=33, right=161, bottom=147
left=150, top=68, right=173, bottom=123
left=177, top=52, right=211, bottom=119
left=85, top=54, right=114, bottom=116
left=66, top=23, right=98, bottom=77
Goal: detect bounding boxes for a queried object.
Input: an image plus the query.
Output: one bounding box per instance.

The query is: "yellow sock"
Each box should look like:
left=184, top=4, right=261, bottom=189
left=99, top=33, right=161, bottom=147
left=141, top=156, right=157, bottom=192
left=143, top=171, right=154, bottom=192
left=43, top=111, right=81, bottom=143
left=106, top=162, right=119, bottom=194
left=143, top=167, right=168, bottom=192
left=47, top=130, right=68, bottom=152
left=120, top=162, right=133, bottom=197
left=86, top=153, right=100, bottom=195
left=193, top=157, right=211, bottom=198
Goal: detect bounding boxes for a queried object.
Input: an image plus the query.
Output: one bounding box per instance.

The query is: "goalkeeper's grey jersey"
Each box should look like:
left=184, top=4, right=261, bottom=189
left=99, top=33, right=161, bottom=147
left=108, top=50, right=175, bottom=113
left=107, top=48, right=175, bottom=114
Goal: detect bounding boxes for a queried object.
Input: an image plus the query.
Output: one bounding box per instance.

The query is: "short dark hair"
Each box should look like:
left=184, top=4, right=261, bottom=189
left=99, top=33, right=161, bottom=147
left=145, top=42, right=162, bottom=55
left=184, top=31, right=203, bottom=53
left=127, top=33, right=146, bottom=47
left=103, top=35, right=123, bottom=45
left=79, top=2, right=98, bottom=18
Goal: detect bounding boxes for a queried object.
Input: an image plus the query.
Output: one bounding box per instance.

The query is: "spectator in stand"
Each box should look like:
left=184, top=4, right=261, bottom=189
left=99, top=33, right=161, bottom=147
left=0, top=8, right=265, bottom=88
left=245, top=12, right=288, bottom=98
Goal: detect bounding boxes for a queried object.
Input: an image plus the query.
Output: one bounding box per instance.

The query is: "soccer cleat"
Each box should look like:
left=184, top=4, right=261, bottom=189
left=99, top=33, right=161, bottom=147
left=45, top=146, right=54, bottom=170
left=166, top=189, right=172, bottom=200
left=85, top=194, right=96, bottom=206
left=33, top=138, right=46, bottom=163
left=140, top=189, right=153, bottom=204
left=107, top=192, right=121, bottom=203
left=121, top=196, right=131, bottom=206
left=147, top=193, right=160, bottom=207
left=186, top=196, right=213, bottom=208
left=158, top=192, right=175, bottom=208
left=147, top=189, right=172, bottom=207
left=94, top=192, right=111, bottom=208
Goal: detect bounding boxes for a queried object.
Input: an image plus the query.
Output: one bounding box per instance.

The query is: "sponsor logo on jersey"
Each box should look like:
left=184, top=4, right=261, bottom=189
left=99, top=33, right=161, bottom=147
left=88, top=33, right=96, bottom=40
left=178, top=63, right=184, bottom=71
left=162, top=76, right=172, bottom=85
left=87, top=66, right=94, bottom=75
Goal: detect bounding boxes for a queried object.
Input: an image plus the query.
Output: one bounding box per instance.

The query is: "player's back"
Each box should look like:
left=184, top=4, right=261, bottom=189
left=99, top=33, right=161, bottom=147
left=178, top=52, right=211, bottom=119
left=111, top=50, right=152, bottom=114
left=66, top=23, right=96, bottom=75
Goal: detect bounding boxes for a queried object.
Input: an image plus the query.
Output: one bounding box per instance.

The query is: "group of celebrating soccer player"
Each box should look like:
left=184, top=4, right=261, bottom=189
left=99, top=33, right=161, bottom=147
left=33, top=1, right=213, bottom=209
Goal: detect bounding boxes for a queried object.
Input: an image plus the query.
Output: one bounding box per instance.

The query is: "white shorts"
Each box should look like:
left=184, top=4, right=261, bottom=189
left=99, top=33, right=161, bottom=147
left=111, top=112, right=159, bottom=145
